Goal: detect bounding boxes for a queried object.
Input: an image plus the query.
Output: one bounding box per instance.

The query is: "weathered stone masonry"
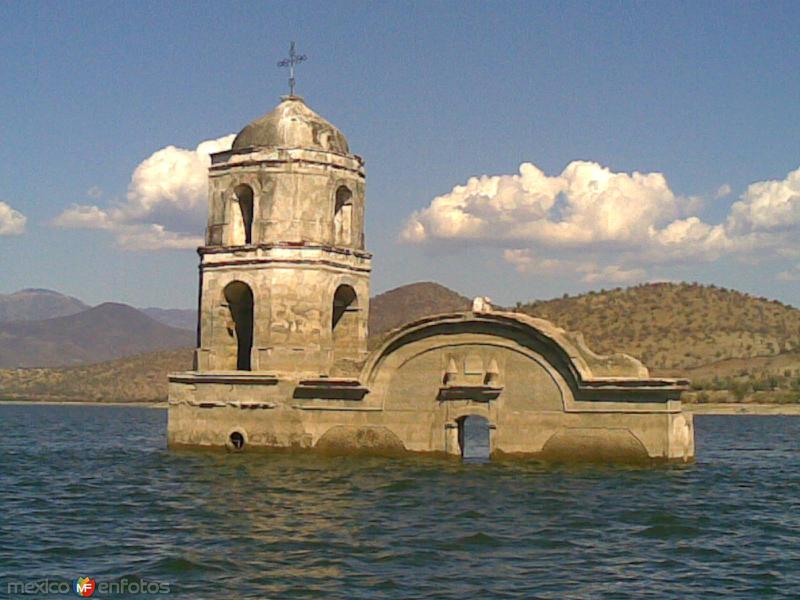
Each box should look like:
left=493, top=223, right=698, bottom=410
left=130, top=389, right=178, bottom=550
left=168, top=95, right=695, bottom=462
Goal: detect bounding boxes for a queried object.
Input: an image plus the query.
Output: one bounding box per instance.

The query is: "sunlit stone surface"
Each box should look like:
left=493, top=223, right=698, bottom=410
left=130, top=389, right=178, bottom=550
left=167, top=96, right=694, bottom=462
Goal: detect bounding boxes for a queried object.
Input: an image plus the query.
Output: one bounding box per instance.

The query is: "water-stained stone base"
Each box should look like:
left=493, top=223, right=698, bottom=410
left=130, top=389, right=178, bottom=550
left=168, top=310, right=695, bottom=463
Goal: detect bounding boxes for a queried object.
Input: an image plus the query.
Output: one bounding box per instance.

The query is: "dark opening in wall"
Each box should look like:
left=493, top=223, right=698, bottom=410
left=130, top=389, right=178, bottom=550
left=223, top=281, right=254, bottom=371
left=334, top=185, right=353, bottom=246
left=458, top=415, right=491, bottom=462
left=229, top=431, right=245, bottom=450
left=234, top=184, right=254, bottom=245
left=332, top=283, right=359, bottom=365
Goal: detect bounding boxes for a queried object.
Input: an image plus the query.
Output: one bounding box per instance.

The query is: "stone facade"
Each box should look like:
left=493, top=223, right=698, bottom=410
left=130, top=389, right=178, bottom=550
left=168, top=96, right=695, bottom=462
left=195, top=97, right=369, bottom=376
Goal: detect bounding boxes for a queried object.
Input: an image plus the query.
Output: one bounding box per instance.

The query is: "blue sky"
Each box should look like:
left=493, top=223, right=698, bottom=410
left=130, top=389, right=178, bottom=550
left=1, top=1, right=799, bottom=308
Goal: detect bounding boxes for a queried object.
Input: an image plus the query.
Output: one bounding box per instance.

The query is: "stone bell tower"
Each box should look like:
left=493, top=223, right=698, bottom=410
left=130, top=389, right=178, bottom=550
left=195, top=95, right=371, bottom=377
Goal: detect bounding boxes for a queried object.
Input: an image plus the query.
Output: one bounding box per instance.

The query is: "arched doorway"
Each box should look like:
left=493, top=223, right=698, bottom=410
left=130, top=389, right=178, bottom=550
left=458, top=415, right=491, bottom=462
left=234, top=184, right=254, bottom=245
left=332, top=284, right=358, bottom=364
left=223, top=281, right=254, bottom=370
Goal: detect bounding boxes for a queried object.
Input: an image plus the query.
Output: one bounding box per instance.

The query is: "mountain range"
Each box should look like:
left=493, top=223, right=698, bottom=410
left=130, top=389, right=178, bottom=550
left=0, top=284, right=471, bottom=369
left=0, top=302, right=194, bottom=368
left=0, top=288, right=89, bottom=322
left=0, top=288, right=196, bottom=329
left=1, top=283, right=799, bottom=402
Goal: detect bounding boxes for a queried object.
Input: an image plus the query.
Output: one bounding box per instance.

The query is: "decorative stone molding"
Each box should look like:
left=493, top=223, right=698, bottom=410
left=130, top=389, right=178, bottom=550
left=168, top=397, right=277, bottom=410
left=168, top=372, right=279, bottom=385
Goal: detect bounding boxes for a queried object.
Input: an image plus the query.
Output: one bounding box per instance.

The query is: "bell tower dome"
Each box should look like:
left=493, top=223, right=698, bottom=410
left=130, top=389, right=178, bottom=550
left=196, top=95, right=370, bottom=376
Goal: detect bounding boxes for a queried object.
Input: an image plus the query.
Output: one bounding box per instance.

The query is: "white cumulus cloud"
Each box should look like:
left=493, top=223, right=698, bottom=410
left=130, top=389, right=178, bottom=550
left=503, top=249, right=567, bottom=274
left=402, top=161, right=800, bottom=284
left=504, top=249, right=646, bottom=285
left=0, top=201, right=27, bottom=235
left=53, top=134, right=234, bottom=250
left=578, top=264, right=647, bottom=284
left=53, top=204, right=113, bottom=230
left=402, top=161, right=702, bottom=250
left=715, top=184, right=732, bottom=199
left=727, top=166, right=800, bottom=233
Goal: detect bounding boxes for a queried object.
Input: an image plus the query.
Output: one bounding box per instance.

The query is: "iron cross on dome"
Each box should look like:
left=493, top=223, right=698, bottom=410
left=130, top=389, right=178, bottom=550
left=277, top=41, right=307, bottom=97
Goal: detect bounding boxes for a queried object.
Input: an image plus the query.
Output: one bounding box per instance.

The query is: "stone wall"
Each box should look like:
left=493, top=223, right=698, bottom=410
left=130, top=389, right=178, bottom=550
left=168, top=96, right=694, bottom=463
left=196, top=248, right=370, bottom=375
left=169, top=312, right=694, bottom=462
left=206, top=147, right=365, bottom=250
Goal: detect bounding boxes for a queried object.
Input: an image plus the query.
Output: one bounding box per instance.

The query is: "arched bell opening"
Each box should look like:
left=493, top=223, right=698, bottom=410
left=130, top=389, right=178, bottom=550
left=223, top=281, right=254, bottom=371
left=333, top=185, right=353, bottom=246
left=332, top=284, right=359, bottom=364
left=234, top=184, right=254, bottom=245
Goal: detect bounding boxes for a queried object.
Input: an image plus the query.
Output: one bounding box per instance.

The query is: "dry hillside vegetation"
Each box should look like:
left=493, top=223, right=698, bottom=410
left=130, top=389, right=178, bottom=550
left=3, top=281, right=800, bottom=403
left=518, top=282, right=800, bottom=373
left=368, top=282, right=471, bottom=344
left=0, top=348, right=193, bottom=403
left=0, top=282, right=469, bottom=402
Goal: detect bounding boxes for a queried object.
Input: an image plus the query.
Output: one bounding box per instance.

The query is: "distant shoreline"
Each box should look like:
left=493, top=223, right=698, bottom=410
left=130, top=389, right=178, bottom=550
left=2, top=399, right=800, bottom=415
left=685, top=403, right=800, bottom=415
left=0, top=399, right=167, bottom=408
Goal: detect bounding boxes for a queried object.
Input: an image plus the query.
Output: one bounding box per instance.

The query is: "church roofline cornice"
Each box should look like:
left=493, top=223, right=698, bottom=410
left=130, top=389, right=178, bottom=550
left=198, top=242, right=372, bottom=259
left=210, top=149, right=365, bottom=175
left=199, top=256, right=372, bottom=274
left=212, top=145, right=363, bottom=163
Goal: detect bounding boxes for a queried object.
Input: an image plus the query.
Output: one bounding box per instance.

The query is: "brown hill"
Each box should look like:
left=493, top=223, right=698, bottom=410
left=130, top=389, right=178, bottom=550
left=4, top=281, right=800, bottom=403
left=0, top=303, right=195, bottom=368
left=517, top=282, right=800, bottom=373
left=0, top=287, right=198, bottom=330
left=0, top=288, right=88, bottom=322
left=0, top=282, right=473, bottom=402
left=0, top=348, right=193, bottom=403
left=369, top=282, right=471, bottom=341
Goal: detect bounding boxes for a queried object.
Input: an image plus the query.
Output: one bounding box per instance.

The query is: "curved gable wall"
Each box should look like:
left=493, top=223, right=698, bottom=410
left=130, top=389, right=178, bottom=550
left=379, top=339, right=567, bottom=412
left=363, top=314, right=594, bottom=398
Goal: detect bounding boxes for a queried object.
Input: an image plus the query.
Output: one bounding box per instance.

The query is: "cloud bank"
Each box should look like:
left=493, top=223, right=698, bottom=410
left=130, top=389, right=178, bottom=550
left=54, top=135, right=235, bottom=250
left=0, top=202, right=27, bottom=235
left=402, top=161, right=800, bottom=283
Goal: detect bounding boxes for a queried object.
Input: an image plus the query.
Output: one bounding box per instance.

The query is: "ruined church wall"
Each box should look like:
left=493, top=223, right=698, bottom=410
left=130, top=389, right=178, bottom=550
left=360, top=331, right=690, bottom=460
left=174, top=314, right=693, bottom=461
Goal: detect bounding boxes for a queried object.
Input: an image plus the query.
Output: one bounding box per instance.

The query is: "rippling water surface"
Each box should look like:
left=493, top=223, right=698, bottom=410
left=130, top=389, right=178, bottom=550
left=1, top=405, right=800, bottom=598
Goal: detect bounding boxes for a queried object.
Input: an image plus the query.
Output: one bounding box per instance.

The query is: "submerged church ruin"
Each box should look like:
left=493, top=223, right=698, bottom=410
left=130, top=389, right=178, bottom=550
left=167, top=94, right=695, bottom=462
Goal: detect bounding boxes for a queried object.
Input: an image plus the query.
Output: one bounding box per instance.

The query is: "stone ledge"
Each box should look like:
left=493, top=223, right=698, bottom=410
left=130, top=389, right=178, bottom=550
left=199, top=256, right=372, bottom=274
left=579, top=378, right=690, bottom=390
left=437, top=385, right=504, bottom=402
left=168, top=372, right=279, bottom=385
left=199, top=242, right=372, bottom=260
left=169, top=398, right=277, bottom=409
left=293, top=379, right=369, bottom=401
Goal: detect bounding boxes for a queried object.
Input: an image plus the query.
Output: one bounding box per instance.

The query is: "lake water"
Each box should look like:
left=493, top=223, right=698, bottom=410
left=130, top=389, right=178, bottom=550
left=1, top=405, right=799, bottom=598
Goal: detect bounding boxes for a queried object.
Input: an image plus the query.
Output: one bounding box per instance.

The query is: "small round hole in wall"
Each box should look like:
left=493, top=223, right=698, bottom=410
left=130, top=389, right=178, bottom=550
left=229, top=431, right=245, bottom=450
